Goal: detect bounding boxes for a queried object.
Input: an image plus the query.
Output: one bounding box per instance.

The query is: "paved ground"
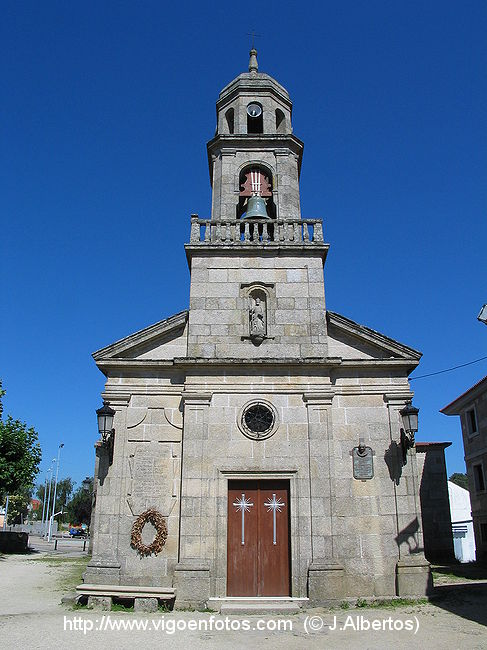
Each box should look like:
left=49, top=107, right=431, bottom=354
left=0, top=539, right=486, bottom=649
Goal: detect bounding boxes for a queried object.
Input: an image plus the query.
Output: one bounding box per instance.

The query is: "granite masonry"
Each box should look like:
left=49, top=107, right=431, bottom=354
left=81, top=51, right=432, bottom=610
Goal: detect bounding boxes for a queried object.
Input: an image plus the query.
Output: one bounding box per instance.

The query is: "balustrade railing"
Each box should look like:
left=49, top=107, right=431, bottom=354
left=189, top=215, right=324, bottom=245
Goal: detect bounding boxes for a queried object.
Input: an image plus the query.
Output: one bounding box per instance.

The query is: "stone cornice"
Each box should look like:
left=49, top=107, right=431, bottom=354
left=327, top=311, right=422, bottom=361
left=92, top=311, right=188, bottom=362
left=383, top=392, right=414, bottom=405
left=217, top=74, right=291, bottom=107
left=339, top=359, right=420, bottom=369
left=207, top=133, right=303, bottom=184
left=95, top=356, right=420, bottom=377
left=303, top=392, right=335, bottom=406
left=185, top=242, right=329, bottom=267
left=181, top=391, right=212, bottom=404
left=100, top=392, right=131, bottom=407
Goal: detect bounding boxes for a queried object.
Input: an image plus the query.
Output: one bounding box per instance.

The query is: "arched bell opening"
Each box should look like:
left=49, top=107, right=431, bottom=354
left=247, top=102, right=263, bottom=134
left=236, top=165, right=276, bottom=241
left=236, top=166, right=276, bottom=219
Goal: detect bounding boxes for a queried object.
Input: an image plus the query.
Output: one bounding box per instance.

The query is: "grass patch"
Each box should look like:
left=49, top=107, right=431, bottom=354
left=360, top=597, right=429, bottom=609
left=432, top=571, right=464, bottom=582
left=111, top=602, right=134, bottom=612
left=31, top=555, right=91, bottom=592
left=333, top=597, right=429, bottom=610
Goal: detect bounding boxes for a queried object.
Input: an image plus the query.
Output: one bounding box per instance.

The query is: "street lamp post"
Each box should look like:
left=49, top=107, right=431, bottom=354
left=40, top=471, right=49, bottom=531
left=43, top=459, right=56, bottom=537
left=41, top=468, right=51, bottom=534
left=48, top=443, right=64, bottom=542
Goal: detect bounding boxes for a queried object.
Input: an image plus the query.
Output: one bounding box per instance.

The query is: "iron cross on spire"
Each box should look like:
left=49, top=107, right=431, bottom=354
left=247, top=30, right=262, bottom=50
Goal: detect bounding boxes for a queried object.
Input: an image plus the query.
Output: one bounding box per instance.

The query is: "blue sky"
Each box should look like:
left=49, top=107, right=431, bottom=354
left=1, top=1, right=486, bottom=490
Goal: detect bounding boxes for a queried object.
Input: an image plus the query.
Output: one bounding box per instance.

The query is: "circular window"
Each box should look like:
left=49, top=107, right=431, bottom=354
left=239, top=400, right=278, bottom=440
left=247, top=102, right=262, bottom=118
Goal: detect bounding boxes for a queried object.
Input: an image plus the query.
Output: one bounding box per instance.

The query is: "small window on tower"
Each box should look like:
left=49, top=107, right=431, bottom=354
left=465, top=408, right=478, bottom=436
left=275, top=109, right=285, bottom=133
left=473, top=464, right=485, bottom=492
left=225, top=108, right=234, bottom=134
left=247, top=102, right=263, bottom=134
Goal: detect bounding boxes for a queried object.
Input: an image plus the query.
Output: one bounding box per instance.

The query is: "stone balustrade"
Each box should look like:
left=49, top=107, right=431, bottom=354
left=189, top=215, right=324, bottom=245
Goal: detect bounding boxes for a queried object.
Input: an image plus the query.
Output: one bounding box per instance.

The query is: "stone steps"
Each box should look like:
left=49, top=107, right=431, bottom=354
left=207, top=597, right=307, bottom=615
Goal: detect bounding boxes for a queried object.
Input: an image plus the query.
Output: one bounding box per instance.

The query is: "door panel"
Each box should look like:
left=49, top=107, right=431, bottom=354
left=259, top=481, right=290, bottom=596
left=227, top=479, right=290, bottom=597
left=227, top=481, right=258, bottom=596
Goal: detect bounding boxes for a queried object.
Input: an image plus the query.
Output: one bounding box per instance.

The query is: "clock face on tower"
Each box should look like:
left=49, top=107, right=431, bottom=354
left=247, top=103, right=262, bottom=118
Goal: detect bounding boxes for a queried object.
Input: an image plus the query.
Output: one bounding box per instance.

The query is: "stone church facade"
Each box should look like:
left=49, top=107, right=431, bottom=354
left=83, top=51, right=431, bottom=609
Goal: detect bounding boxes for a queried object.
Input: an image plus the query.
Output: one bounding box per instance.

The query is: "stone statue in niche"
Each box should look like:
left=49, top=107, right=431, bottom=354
left=250, top=295, right=266, bottom=344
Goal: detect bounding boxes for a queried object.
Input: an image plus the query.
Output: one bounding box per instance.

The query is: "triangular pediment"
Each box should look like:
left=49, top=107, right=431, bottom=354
left=326, top=311, right=421, bottom=361
left=92, top=310, right=188, bottom=362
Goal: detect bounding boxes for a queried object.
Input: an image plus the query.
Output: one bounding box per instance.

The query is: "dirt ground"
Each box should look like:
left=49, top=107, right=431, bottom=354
left=0, top=540, right=486, bottom=649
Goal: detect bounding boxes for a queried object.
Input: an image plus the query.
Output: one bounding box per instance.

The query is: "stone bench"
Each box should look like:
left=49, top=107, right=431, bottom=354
left=76, top=583, right=176, bottom=612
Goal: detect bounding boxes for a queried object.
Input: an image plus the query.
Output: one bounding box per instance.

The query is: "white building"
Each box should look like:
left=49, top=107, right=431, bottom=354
left=448, top=481, right=476, bottom=563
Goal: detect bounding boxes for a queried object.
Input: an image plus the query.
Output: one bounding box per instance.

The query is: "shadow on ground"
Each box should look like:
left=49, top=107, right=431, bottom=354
left=433, top=563, right=487, bottom=580
left=432, top=581, right=487, bottom=628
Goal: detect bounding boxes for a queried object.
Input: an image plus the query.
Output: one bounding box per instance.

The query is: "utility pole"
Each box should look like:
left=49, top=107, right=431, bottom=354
left=44, top=459, right=56, bottom=537
left=40, top=471, right=48, bottom=532
left=2, top=495, right=9, bottom=531
left=41, top=469, right=52, bottom=534
left=48, top=444, right=64, bottom=542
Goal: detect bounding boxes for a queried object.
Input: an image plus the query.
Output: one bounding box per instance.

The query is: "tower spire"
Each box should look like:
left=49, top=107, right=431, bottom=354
left=249, top=48, right=258, bottom=73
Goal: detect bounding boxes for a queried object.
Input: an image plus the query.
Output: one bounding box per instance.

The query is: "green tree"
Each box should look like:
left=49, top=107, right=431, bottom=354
left=37, top=477, right=74, bottom=523
left=5, top=494, right=31, bottom=524
left=449, top=472, right=469, bottom=491
left=0, top=383, right=42, bottom=505
left=66, top=479, right=93, bottom=526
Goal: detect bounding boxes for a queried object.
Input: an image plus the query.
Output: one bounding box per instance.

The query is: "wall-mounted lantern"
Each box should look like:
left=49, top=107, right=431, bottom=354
left=96, top=401, right=115, bottom=445
left=400, top=401, right=419, bottom=463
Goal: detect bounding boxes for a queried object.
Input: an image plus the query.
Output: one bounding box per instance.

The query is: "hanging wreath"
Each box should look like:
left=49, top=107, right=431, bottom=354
left=130, top=508, right=168, bottom=557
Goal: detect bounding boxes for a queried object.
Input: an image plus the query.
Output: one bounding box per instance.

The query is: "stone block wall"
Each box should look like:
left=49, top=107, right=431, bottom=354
left=188, top=251, right=327, bottom=359
left=416, top=443, right=454, bottom=563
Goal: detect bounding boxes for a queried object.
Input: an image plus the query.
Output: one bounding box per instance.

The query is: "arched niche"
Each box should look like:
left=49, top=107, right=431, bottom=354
left=248, top=287, right=268, bottom=343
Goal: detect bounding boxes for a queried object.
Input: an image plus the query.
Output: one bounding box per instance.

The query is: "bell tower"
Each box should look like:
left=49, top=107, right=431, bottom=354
left=208, top=49, right=302, bottom=223
left=185, top=51, right=329, bottom=359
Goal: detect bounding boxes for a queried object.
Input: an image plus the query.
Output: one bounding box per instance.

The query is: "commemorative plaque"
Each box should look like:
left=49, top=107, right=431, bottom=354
left=351, top=440, right=374, bottom=480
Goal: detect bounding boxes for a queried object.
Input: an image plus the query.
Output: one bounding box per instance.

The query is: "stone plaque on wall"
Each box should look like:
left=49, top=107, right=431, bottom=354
left=351, top=444, right=374, bottom=480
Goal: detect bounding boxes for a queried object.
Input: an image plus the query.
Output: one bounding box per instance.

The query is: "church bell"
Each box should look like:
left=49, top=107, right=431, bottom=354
left=243, top=195, right=270, bottom=219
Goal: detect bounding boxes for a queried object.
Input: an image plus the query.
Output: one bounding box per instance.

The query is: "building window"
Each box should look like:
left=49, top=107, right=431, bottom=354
left=473, top=463, right=485, bottom=492
left=238, top=400, right=278, bottom=440
left=465, top=407, right=478, bottom=436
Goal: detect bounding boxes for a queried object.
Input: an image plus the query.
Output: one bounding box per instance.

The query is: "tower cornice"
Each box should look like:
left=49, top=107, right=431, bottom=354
left=207, top=133, right=304, bottom=185
left=217, top=76, right=292, bottom=112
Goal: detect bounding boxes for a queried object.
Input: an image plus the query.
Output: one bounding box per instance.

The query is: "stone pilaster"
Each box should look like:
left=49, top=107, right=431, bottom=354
left=174, top=392, right=213, bottom=606
left=384, top=394, right=432, bottom=597
left=84, top=393, right=130, bottom=586
left=304, top=392, right=346, bottom=604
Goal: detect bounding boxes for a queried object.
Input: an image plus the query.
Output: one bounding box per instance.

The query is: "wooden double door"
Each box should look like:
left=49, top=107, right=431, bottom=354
left=227, top=479, right=290, bottom=596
